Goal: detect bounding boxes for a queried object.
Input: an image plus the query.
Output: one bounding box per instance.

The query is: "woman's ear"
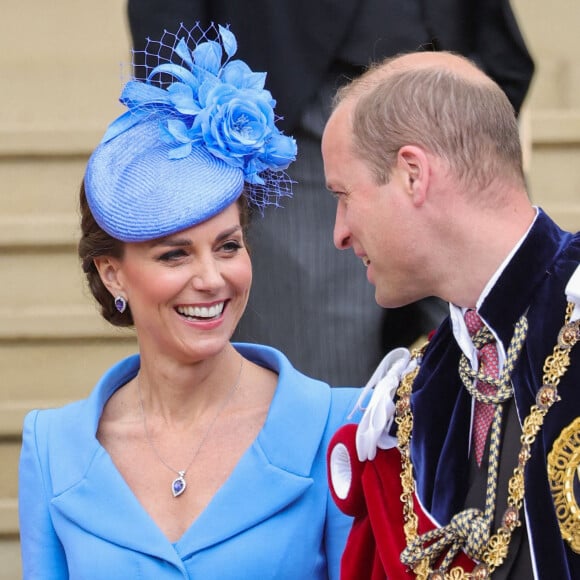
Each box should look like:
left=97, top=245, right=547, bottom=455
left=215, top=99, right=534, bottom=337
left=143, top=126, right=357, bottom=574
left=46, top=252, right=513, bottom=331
left=397, top=145, right=429, bottom=206
left=93, top=257, right=124, bottom=296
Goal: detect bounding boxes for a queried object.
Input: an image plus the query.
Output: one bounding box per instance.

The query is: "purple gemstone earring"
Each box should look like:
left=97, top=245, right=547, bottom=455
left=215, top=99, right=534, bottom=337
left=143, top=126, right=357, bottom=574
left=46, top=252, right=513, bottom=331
left=114, top=296, right=127, bottom=314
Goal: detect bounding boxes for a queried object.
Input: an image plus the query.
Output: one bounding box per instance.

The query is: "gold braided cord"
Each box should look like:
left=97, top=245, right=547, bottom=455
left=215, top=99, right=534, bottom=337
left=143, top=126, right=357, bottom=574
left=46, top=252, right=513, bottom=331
left=395, top=302, right=576, bottom=579
left=400, top=315, right=528, bottom=574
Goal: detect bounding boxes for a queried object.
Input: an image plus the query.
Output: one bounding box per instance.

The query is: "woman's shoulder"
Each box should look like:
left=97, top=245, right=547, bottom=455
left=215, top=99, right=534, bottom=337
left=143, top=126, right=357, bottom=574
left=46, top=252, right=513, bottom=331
left=237, top=341, right=359, bottom=385
left=328, top=385, right=363, bottom=415
left=23, top=354, right=140, bottom=443
left=20, top=397, right=97, bottom=488
left=235, top=342, right=362, bottom=427
left=23, top=398, right=89, bottom=438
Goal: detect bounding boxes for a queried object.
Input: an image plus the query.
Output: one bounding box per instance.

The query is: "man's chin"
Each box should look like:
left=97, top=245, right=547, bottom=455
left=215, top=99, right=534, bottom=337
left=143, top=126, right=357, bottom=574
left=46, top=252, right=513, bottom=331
left=374, top=289, right=416, bottom=310
left=374, top=291, right=397, bottom=309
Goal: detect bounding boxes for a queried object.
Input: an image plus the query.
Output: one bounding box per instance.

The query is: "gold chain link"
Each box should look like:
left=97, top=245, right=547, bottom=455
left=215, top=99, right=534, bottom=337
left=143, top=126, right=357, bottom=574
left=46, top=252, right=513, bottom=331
left=395, top=302, right=576, bottom=578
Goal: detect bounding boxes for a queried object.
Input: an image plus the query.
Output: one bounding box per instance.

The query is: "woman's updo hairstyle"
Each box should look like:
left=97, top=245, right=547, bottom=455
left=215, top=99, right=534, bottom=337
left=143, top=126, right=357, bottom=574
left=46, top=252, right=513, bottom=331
left=78, top=182, right=133, bottom=327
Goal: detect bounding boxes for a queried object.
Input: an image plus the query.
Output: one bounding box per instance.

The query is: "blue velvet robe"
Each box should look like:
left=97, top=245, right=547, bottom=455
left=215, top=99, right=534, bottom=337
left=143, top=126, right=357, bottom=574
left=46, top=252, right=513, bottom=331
left=410, top=209, right=580, bottom=578
left=19, top=344, right=361, bottom=579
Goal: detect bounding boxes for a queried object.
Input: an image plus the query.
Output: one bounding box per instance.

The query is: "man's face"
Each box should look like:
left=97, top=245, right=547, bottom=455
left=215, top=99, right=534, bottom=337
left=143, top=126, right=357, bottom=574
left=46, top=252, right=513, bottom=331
left=322, top=103, right=425, bottom=308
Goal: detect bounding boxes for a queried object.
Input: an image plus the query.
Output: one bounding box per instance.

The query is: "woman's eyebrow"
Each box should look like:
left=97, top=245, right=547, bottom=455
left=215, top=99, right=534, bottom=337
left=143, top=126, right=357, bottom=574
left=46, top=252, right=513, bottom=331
left=151, top=225, right=242, bottom=247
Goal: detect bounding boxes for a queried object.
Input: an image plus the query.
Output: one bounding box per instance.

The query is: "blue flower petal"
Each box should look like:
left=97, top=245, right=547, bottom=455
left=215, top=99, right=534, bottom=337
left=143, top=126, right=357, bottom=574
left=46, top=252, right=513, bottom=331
left=167, top=83, right=201, bottom=115
left=264, top=133, right=297, bottom=169
left=174, top=37, right=194, bottom=69
left=104, top=25, right=296, bottom=192
left=168, top=142, right=193, bottom=159
left=120, top=81, right=172, bottom=108
left=218, top=25, right=237, bottom=59
left=147, top=63, right=198, bottom=87
left=165, top=119, right=192, bottom=143
left=246, top=71, right=268, bottom=91
left=221, top=61, right=267, bottom=91
left=244, top=159, right=266, bottom=185
left=102, top=110, right=147, bottom=142
left=197, top=77, right=225, bottom=107
left=193, top=40, right=222, bottom=75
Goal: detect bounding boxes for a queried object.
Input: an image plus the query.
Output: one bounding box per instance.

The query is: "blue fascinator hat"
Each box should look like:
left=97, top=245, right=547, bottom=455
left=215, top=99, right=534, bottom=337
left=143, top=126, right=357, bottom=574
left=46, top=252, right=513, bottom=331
left=85, top=23, right=297, bottom=242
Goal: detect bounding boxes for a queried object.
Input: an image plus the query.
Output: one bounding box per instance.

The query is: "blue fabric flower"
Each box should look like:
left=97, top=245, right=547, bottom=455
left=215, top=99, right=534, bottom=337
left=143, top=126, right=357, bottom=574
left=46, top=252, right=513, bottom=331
left=103, top=24, right=296, bottom=189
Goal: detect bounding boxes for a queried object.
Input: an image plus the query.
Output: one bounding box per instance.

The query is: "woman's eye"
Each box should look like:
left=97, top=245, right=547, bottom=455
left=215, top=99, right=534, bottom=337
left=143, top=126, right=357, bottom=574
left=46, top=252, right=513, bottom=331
left=221, top=240, right=243, bottom=253
left=158, top=249, right=187, bottom=261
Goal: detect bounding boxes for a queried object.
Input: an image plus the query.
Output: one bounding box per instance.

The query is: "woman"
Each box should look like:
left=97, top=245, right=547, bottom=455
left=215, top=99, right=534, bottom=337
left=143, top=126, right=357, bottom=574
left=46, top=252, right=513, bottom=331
left=18, top=24, right=361, bottom=579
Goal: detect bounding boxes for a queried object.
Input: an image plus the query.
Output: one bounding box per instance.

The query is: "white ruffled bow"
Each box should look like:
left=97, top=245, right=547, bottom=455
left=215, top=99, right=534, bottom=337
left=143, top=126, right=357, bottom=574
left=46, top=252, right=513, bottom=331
left=350, top=347, right=417, bottom=461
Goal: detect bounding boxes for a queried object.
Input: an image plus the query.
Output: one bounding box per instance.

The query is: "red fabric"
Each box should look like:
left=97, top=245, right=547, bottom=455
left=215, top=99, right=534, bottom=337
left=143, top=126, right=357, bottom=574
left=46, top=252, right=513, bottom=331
left=327, top=424, right=367, bottom=517
left=328, top=425, right=476, bottom=579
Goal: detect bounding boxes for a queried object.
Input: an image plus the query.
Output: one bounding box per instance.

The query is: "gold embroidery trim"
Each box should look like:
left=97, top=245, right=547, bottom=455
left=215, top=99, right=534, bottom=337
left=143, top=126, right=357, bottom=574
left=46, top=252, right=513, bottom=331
left=547, top=416, right=580, bottom=553
left=395, top=302, right=577, bottom=578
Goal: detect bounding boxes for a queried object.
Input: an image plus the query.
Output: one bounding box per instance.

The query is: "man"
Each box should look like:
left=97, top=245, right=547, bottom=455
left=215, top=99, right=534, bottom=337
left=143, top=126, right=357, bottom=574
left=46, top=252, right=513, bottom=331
left=322, top=52, right=580, bottom=578
left=127, top=0, right=534, bottom=386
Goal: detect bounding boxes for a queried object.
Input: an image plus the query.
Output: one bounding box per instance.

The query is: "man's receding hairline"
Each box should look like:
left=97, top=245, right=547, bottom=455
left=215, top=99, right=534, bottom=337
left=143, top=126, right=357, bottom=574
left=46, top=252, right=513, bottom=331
left=341, top=51, right=494, bottom=105
left=379, top=51, right=490, bottom=82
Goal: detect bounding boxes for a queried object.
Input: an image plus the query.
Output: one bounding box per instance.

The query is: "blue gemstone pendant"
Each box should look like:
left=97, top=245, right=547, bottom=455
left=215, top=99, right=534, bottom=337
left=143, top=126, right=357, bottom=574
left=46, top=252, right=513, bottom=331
left=172, top=471, right=187, bottom=498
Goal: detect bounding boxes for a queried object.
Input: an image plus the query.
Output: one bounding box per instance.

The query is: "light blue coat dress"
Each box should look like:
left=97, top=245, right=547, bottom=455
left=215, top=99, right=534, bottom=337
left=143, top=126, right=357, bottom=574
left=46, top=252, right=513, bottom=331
left=19, top=344, right=361, bottom=579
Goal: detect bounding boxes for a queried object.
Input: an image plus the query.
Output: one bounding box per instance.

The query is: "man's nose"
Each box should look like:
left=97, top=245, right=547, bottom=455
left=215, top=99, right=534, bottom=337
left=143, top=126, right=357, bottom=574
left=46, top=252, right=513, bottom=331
left=333, top=203, right=352, bottom=250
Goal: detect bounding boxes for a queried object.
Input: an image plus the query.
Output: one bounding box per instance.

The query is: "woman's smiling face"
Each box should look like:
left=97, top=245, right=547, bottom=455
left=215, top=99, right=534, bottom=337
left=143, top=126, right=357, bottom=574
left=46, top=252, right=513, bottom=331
left=97, top=201, right=252, bottom=363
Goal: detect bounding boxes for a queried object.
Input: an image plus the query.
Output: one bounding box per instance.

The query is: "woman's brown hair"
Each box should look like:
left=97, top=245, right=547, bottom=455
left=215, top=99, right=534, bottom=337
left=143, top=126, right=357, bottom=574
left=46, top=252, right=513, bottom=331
left=78, top=181, right=252, bottom=327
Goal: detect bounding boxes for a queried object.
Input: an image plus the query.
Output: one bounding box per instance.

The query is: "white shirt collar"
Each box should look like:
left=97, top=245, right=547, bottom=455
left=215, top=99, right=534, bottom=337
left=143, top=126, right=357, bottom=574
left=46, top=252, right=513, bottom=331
left=565, top=266, right=580, bottom=323
left=449, top=208, right=539, bottom=369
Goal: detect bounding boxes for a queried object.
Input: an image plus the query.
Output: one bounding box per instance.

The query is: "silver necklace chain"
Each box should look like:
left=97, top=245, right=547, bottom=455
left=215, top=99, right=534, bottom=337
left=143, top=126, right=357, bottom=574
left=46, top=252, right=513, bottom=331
left=137, top=356, right=244, bottom=498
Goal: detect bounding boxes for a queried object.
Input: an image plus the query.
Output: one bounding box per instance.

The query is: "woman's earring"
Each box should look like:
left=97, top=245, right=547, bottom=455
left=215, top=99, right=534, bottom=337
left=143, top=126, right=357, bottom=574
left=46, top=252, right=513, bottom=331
left=114, top=296, right=127, bottom=314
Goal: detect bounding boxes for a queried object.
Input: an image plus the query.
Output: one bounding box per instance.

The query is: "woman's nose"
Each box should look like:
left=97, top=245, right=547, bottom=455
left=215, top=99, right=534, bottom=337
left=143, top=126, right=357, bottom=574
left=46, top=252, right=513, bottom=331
left=191, top=257, right=223, bottom=291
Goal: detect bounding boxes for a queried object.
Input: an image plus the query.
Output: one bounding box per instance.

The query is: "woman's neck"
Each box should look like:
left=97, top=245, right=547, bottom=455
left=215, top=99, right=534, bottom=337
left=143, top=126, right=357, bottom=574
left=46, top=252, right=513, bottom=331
left=135, top=343, right=243, bottom=426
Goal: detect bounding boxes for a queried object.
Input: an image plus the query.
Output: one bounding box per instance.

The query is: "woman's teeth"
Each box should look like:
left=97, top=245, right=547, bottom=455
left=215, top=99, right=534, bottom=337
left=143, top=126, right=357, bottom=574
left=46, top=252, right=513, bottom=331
left=176, top=302, right=225, bottom=319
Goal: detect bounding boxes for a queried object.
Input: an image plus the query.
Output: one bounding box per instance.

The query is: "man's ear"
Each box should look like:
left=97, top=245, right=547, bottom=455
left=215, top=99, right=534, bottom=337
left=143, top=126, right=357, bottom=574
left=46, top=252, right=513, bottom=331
left=93, top=257, right=124, bottom=297
left=396, top=145, right=429, bottom=206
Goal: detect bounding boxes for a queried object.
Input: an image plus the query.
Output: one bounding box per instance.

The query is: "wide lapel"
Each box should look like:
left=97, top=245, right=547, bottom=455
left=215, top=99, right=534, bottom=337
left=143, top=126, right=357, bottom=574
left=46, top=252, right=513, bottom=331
left=480, top=211, right=580, bottom=577
left=50, top=345, right=331, bottom=563
left=48, top=354, right=187, bottom=569
left=479, top=209, right=571, bottom=348
left=176, top=344, right=331, bottom=556
left=479, top=209, right=573, bottom=408
left=51, top=447, right=185, bottom=568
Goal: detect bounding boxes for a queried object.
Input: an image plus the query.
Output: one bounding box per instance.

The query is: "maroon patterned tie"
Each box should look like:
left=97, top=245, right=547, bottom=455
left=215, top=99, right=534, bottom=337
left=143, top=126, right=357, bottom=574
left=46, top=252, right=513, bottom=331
left=464, top=309, right=499, bottom=466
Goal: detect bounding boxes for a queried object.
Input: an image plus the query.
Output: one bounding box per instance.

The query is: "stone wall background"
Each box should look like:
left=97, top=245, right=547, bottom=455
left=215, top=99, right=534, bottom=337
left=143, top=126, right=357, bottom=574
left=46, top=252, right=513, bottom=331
left=0, top=1, right=578, bottom=576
